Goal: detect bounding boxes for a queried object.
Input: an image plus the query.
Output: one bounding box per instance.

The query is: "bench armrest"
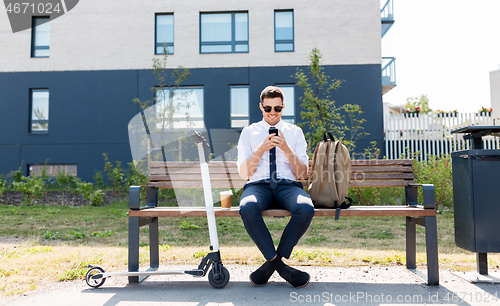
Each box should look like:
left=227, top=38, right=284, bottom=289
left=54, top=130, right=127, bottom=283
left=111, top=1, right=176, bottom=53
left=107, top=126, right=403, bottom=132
left=406, top=184, right=436, bottom=209
left=129, top=186, right=158, bottom=210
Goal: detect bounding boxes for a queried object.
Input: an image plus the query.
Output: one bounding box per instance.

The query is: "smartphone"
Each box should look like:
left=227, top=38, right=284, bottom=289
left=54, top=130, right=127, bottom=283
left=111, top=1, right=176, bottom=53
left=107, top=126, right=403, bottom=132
left=269, top=127, right=278, bottom=136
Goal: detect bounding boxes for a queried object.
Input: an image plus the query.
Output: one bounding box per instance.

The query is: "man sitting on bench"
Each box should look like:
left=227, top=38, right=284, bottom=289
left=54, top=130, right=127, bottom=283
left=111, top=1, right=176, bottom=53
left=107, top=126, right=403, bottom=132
left=237, top=86, right=315, bottom=288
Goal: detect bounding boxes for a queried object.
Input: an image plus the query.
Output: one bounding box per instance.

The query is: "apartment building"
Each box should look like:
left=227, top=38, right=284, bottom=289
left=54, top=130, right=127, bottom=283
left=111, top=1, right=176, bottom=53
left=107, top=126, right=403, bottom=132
left=0, top=0, right=392, bottom=181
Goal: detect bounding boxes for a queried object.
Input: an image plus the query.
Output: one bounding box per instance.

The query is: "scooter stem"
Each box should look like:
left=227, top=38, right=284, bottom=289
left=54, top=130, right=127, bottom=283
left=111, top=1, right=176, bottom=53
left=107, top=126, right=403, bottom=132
left=198, top=141, right=219, bottom=251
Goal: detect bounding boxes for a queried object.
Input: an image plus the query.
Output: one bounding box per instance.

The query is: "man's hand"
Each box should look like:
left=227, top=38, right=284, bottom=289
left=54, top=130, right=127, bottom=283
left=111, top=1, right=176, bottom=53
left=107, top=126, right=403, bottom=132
left=256, top=134, right=278, bottom=153
left=271, top=129, right=290, bottom=152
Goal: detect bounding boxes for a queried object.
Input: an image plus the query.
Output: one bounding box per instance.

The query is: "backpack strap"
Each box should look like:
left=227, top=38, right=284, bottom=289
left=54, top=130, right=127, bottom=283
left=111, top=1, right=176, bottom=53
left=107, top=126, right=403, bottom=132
left=335, top=207, right=341, bottom=220
left=340, top=197, right=353, bottom=209
left=333, top=197, right=353, bottom=220
left=323, top=131, right=335, bottom=142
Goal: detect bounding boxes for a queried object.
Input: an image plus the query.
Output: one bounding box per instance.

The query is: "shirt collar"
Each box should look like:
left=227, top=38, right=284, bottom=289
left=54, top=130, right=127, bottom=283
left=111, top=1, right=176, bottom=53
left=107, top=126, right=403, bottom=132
left=260, top=119, right=283, bottom=130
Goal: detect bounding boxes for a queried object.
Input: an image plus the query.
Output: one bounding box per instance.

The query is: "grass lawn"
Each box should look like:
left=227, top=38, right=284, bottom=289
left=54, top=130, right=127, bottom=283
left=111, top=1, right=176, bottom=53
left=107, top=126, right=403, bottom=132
left=1, top=201, right=498, bottom=296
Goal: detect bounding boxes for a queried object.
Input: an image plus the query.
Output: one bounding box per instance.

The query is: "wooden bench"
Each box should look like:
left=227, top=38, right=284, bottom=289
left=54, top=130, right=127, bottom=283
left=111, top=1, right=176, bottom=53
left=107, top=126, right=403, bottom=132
left=128, top=159, right=439, bottom=285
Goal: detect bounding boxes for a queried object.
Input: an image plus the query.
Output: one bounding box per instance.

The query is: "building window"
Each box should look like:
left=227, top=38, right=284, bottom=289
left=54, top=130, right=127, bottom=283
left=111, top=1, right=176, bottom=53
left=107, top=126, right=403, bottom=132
left=31, top=17, right=50, bottom=57
left=230, top=86, right=249, bottom=128
left=277, top=85, right=295, bottom=123
left=30, top=89, right=49, bottom=133
left=155, top=13, right=174, bottom=54
left=274, top=10, right=294, bottom=52
left=156, top=87, right=204, bottom=129
left=29, top=164, right=77, bottom=177
left=200, top=12, right=248, bottom=53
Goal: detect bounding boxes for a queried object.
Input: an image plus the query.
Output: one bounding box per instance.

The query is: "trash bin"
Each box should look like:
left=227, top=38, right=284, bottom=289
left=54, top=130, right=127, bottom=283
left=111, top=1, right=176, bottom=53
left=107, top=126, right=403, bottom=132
left=451, top=126, right=500, bottom=275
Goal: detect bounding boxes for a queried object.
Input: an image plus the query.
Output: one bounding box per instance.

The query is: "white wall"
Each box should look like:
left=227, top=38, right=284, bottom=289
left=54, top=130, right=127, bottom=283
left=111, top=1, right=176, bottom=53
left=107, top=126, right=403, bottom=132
left=0, top=0, right=381, bottom=72
left=490, top=68, right=500, bottom=117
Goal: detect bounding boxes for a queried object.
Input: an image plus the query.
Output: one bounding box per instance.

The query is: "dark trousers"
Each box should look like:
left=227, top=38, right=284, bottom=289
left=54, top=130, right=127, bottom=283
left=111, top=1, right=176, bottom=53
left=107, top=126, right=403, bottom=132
left=239, top=180, right=315, bottom=261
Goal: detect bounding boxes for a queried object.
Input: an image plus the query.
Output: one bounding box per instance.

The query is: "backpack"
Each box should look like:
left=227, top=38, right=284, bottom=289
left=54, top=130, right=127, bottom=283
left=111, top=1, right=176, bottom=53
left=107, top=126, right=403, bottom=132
left=307, top=132, right=352, bottom=219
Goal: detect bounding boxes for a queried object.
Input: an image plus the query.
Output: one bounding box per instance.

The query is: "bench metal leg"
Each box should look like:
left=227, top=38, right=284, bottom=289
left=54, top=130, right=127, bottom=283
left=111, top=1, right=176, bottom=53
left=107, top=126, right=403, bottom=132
left=477, top=253, right=488, bottom=275
left=128, top=216, right=140, bottom=283
left=425, top=216, right=439, bottom=285
left=149, top=217, right=159, bottom=269
left=406, top=217, right=416, bottom=269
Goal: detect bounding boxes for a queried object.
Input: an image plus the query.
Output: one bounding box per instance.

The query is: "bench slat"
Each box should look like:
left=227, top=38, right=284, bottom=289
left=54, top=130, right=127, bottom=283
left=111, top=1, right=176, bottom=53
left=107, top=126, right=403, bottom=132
left=149, top=159, right=414, bottom=168
left=350, top=159, right=413, bottom=166
left=150, top=181, right=247, bottom=188
left=129, top=206, right=435, bottom=218
left=149, top=165, right=414, bottom=175
left=351, top=166, right=414, bottom=173
left=149, top=172, right=415, bottom=183
left=148, top=159, right=416, bottom=189
left=149, top=174, right=245, bottom=181
left=149, top=179, right=416, bottom=188
left=149, top=173, right=414, bottom=180
left=348, top=180, right=415, bottom=187
left=149, top=168, right=239, bottom=175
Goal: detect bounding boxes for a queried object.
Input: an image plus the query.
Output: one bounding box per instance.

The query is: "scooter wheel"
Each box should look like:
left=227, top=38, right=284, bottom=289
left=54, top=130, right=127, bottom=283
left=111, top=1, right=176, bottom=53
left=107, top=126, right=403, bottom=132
left=208, top=265, right=230, bottom=289
left=85, top=267, right=106, bottom=288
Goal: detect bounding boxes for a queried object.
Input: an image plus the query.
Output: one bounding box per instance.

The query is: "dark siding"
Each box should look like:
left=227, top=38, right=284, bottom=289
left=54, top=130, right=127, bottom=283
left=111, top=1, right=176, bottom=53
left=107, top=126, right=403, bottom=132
left=0, top=64, right=383, bottom=181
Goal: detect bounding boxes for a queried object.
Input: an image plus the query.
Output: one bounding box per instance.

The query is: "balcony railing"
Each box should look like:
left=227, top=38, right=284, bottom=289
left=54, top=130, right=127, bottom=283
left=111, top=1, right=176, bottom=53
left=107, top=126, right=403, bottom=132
left=381, top=0, right=394, bottom=19
left=382, top=57, right=396, bottom=85
left=381, top=0, right=394, bottom=37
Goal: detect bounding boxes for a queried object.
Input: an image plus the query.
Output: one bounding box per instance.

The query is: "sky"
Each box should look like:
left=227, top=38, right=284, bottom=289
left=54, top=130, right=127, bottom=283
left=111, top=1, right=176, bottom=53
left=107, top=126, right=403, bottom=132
left=381, top=0, right=500, bottom=113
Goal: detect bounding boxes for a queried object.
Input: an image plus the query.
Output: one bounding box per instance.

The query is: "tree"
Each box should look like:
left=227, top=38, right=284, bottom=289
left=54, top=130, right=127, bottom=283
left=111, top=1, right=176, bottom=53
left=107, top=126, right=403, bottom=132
left=293, top=48, right=368, bottom=156
left=132, top=45, right=191, bottom=162
left=404, top=94, right=432, bottom=114
left=133, top=45, right=190, bottom=110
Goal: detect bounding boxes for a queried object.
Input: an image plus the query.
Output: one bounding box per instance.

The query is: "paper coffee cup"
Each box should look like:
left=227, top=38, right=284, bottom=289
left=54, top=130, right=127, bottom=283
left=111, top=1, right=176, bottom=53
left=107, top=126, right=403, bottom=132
left=220, top=190, right=233, bottom=209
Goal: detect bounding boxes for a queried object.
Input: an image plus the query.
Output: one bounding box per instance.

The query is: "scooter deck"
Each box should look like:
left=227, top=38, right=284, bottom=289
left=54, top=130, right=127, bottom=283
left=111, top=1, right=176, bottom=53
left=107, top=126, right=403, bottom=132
left=95, top=269, right=204, bottom=280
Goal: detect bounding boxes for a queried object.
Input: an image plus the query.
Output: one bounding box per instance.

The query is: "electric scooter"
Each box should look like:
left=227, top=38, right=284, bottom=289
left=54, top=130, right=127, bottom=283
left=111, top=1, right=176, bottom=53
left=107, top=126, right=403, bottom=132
left=85, top=131, right=230, bottom=289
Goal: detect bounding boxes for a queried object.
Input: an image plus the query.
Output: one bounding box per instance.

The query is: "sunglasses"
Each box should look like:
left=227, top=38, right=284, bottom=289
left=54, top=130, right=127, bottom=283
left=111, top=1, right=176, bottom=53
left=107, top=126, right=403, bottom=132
left=261, top=104, right=283, bottom=113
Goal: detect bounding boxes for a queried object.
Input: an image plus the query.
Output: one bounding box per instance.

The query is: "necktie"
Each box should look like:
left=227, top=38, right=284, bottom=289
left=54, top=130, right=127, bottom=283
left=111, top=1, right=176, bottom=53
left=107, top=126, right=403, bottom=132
left=269, top=129, right=277, bottom=189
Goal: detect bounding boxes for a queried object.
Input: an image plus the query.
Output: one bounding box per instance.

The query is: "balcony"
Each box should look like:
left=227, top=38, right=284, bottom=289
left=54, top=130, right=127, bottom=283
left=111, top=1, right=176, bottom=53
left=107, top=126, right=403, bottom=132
left=382, top=57, right=396, bottom=95
left=381, top=0, right=394, bottom=37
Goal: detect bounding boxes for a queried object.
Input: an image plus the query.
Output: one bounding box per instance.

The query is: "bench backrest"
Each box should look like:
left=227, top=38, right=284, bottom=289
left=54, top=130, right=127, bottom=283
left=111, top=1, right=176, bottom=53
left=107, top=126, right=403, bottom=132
left=148, top=159, right=415, bottom=189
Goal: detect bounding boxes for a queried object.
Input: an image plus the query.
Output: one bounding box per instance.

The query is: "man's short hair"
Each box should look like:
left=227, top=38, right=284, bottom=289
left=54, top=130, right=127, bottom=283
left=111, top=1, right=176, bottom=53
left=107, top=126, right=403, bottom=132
left=260, top=86, right=284, bottom=103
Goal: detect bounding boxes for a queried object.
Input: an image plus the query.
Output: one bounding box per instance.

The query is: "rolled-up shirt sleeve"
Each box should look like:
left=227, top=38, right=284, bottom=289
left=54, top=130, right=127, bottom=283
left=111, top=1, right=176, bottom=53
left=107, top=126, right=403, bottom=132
left=294, top=128, right=309, bottom=173
left=236, top=127, right=252, bottom=176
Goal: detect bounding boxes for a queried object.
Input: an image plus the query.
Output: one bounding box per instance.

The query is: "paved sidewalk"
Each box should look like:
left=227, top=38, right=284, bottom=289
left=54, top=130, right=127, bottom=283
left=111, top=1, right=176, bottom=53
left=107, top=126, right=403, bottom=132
left=3, top=265, right=500, bottom=305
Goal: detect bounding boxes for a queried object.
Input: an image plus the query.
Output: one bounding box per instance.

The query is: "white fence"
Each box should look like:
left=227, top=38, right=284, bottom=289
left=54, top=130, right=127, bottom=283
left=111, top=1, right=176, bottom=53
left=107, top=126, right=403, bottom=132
left=384, top=112, right=500, bottom=160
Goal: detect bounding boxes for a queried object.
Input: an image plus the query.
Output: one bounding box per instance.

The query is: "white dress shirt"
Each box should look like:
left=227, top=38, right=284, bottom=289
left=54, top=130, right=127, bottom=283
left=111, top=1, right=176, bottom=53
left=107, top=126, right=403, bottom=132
left=237, top=119, right=309, bottom=182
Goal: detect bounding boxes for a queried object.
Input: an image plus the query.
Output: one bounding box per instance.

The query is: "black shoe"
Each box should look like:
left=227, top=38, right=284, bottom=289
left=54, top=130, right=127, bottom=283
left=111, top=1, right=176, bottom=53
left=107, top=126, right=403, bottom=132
left=250, top=261, right=275, bottom=286
left=269, top=257, right=310, bottom=288
left=278, top=265, right=310, bottom=288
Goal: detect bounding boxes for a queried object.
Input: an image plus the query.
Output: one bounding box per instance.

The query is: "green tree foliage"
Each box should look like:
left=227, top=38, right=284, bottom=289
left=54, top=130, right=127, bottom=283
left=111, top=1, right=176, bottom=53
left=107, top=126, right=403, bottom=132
left=132, top=44, right=192, bottom=162
left=293, top=48, right=368, bottom=155
left=404, top=94, right=433, bottom=114
left=133, top=45, right=190, bottom=110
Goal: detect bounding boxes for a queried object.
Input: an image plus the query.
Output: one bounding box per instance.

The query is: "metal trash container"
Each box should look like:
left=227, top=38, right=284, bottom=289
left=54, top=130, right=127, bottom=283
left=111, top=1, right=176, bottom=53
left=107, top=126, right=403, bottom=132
left=451, top=126, right=500, bottom=276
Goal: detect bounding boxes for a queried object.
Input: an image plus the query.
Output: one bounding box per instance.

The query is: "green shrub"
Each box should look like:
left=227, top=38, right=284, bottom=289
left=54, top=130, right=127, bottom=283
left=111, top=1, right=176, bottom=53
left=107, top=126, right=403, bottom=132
left=9, top=166, right=23, bottom=184
left=414, top=154, right=453, bottom=207
left=93, top=170, right=105, bottom=189
left=56, top=170, right=77, bottom=189
left=349, top=151, right=452, bottom=207
left=74, top=179, right=94, bottom=200
left=89, top=190, right=105, bottom=206
left=125, top=161, right=148, bottom=187
left=103, top=153, right=124, bottom=193
left=12, top=175, right=44, bottom=205
left=0, top=175, right=6, bottom=197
